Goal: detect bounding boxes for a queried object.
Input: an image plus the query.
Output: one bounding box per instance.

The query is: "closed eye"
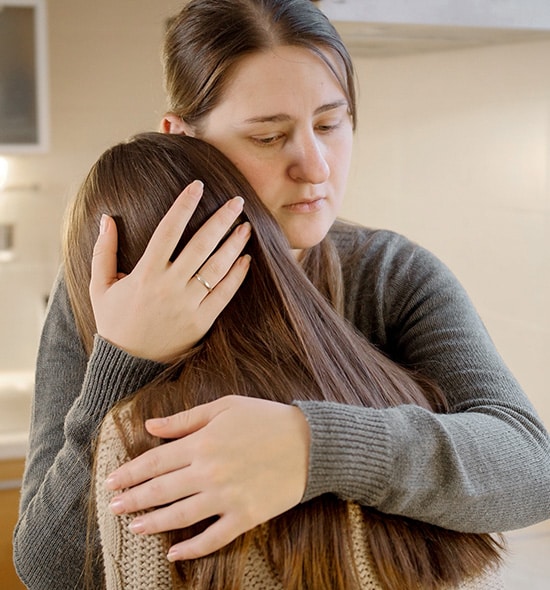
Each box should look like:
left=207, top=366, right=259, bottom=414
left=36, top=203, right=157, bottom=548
left=317, top=124, right=338, bottom=132
left=251, top=133, right=284, bottom=146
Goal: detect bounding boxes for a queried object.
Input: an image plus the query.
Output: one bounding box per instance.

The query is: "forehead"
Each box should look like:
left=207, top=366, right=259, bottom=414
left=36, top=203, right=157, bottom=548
left=218, top=46, right=349, bottom=119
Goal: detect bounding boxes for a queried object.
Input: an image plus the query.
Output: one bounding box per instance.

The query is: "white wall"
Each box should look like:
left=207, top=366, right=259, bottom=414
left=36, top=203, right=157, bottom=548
left=343, top=41, right=550, bottom=427
left=0, top=1, right=548, bottom=428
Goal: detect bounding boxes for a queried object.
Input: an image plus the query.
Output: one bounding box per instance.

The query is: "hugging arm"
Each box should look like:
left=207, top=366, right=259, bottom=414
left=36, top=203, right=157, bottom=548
left=298, top=228, right=550, bottom=532
left=17, top=223, right=549, bottom=579
left=100, top=228, right=550, bottom=562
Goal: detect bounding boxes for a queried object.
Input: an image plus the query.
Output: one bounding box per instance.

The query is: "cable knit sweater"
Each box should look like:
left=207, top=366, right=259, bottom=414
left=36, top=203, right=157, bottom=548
left=14, top=221, right=550, bottom=589
left=95, top=408, right=505, bottom=590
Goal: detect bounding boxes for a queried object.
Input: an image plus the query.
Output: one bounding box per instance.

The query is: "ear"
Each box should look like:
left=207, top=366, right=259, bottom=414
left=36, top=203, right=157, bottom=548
left=160, top=113, right=196, bottom=136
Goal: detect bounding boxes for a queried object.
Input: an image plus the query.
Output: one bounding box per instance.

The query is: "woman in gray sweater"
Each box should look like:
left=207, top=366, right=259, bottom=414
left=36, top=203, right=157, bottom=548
left=14, top=1, right=550, bottom=588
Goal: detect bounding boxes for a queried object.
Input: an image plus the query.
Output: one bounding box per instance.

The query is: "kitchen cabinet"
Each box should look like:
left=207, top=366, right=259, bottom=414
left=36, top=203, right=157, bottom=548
left=313, top=0, right=550, bottom=57
left=314, top=0, right=550, bottom=30
left=0, top=1, right=49, bottom=154
left=0, top=459, right=26, bottom=589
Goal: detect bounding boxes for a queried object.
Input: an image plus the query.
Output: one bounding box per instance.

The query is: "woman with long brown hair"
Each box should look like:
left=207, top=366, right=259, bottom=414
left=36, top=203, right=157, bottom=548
left=66, top=132, right=503, bottom=589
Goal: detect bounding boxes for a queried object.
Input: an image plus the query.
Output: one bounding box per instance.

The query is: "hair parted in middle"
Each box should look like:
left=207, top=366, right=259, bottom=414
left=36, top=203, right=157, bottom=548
left=162, top=0, right=357, bottom=132
left=64, top=132, right=503, bottom=590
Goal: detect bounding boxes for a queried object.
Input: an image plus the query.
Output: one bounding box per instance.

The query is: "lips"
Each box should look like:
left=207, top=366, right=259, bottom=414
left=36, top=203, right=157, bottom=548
left=283, top=197, right=325, bottom=213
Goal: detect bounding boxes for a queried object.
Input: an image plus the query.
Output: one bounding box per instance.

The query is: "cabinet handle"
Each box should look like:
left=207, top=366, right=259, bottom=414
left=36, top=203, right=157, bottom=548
left=0, top=479, right=22, bottom=490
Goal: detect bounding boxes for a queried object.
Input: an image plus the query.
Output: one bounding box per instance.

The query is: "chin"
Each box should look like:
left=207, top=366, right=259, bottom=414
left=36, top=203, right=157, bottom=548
left=286, top=229, right=330, bottom=251
left=279, top=214, right=337, bottom=251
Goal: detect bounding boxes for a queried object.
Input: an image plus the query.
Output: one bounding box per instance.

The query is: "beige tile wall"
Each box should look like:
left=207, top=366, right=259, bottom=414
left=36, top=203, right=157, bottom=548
left=343, top=41, right=550, bottom=427
left=0, top=1, right=548, bottom=428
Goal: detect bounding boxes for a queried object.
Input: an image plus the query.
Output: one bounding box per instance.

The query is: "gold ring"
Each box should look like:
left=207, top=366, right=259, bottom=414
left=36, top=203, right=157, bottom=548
left=194, top=273, right=213, bottom=293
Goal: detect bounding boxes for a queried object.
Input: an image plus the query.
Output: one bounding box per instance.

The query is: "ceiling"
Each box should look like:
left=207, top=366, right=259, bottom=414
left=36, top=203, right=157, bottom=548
left=334, top=21, right=550, bottom=57
left=312, top=0, right=550, bottom=56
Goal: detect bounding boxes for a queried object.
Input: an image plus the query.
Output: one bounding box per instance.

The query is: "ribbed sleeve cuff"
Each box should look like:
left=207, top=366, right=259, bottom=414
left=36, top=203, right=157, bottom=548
left=78, top=335, right=167, bottom=419
left=294, top=401, right=393, bottom=507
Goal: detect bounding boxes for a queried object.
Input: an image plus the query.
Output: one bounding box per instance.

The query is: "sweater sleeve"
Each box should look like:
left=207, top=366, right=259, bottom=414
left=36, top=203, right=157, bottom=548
left=13, top=270, right=166, bottom=590
left=297, top=227, right=550, bottom=533
left=95, top=412, right=175, bottom=590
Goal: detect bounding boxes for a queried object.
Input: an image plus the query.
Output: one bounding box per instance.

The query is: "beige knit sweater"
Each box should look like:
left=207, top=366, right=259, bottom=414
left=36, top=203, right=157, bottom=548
left=94, top=408, right=504, bottom=590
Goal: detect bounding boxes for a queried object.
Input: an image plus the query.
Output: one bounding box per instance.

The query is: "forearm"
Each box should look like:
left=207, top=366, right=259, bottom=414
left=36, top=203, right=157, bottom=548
left=297, top=386, right=550, bottom=533
left=15, top=329, right=164, bottom=589
left=321, top=225, right=550, bottom=532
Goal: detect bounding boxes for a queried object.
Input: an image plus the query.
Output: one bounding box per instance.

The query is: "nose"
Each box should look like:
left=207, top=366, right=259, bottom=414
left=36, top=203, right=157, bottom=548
left=288, top=132, right=330, bottom=185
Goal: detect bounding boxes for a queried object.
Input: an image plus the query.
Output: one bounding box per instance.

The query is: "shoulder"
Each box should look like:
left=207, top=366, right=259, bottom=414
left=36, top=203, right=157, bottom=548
left=329, top=218, right=406, bottom=253
left=328, top=219, right=470, bottom=348
left=329, top=218, right=443, bottom=276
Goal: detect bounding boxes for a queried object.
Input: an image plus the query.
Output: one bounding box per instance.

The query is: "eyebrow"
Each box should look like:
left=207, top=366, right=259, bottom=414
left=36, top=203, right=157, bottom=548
left=241, top=99, right=349, bottom=125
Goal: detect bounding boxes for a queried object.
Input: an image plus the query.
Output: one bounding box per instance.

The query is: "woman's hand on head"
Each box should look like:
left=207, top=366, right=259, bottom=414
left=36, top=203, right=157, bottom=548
left=90, top=180, right=251, bottom=362
left=104, top=395, right=311, bottom=560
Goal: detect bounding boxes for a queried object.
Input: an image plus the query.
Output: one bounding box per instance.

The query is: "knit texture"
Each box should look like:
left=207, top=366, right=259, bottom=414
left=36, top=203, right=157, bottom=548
left=95, top=411, right=504, bottom=589
left=14, top=222, right=550, bottom=589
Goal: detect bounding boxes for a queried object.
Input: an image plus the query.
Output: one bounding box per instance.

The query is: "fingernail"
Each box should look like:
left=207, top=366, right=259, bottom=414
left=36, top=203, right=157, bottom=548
left=188, top=180, right=204, bottom=198
left=237, top=221, right=251, bottom=237
left=105, top=473, right=120, bottom=490
left=129, top=519, right=146, bottom=534
left=229, top=196, right=244, bottom=212
left=100, top=214, right=109, bottom=234
left=109, top=497, right=125, bottom=514
left=145, top=416, right=169, bottom=428
left=167, top=548, right=179, bottom=562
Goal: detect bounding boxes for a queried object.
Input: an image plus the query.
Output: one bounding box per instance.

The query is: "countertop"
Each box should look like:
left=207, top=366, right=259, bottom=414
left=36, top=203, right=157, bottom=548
left=0, top=371, right=33, bottom=461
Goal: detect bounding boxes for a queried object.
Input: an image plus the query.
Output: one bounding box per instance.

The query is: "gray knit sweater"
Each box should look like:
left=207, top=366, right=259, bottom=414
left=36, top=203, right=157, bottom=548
left=14, top=221, right=550, bottom=589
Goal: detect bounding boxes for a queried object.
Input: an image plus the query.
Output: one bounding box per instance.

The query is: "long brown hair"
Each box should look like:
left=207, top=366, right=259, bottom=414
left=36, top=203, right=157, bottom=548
left=163, top=0, right=357, bottom=132
left=64, top=133, right=502, bottom=590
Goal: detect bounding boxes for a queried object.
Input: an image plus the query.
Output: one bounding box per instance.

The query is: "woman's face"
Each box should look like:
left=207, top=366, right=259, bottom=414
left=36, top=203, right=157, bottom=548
left=168, top=46, right=354, bottom=252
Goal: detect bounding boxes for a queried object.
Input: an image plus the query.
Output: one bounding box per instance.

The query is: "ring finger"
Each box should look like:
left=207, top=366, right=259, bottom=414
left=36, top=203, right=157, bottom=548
left=188, top=221, right=251, bottom=297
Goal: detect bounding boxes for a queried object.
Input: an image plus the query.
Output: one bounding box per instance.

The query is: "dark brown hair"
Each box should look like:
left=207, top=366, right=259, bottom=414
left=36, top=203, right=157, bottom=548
left=64, top=132, right=502, bottom=590
left=163, top=0, right=357, bottom=131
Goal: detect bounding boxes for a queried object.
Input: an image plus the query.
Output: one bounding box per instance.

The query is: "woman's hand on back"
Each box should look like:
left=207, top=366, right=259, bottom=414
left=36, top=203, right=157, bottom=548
left=90, top=180, right=251, bottom=362
left=104, top=395, right=311, bottom=560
